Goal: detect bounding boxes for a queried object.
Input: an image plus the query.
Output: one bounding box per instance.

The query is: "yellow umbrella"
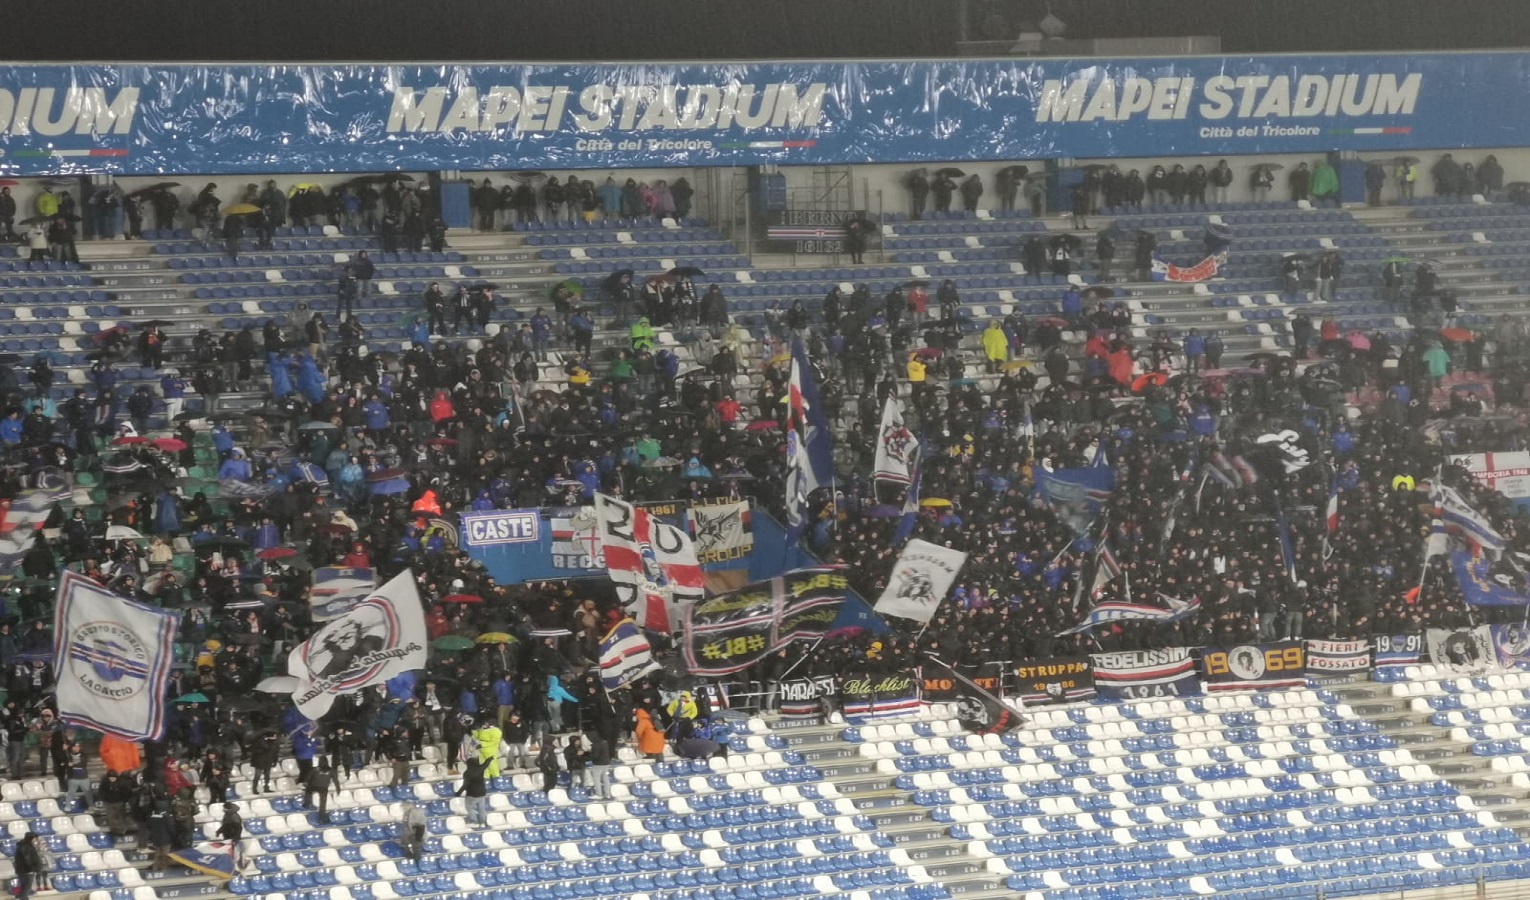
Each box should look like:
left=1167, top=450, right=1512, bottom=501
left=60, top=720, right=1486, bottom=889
left=288, top=183, right=321, bottom=196
left=919, top=498, right=953, bottom=508
left=224, top=203, right=261, bottom=216
left=476, top=632, right=517, bottom=645
left=1003, top=360, right=1033, bottom=371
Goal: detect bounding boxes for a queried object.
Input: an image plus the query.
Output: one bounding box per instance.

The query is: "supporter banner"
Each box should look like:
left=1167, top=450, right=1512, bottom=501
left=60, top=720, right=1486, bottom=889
left=595, top=493, right=705, bottom=632
left=167, top=841, right=238, bottom=880
left=1200, top=641, right=1306, bottom=691
left=688, top=499, right=754, bottom=565
left=1427, top=625, right=1496, bottom=669
left=53, top=570, right=179, bottom=741
left=922, top=661, right=1006, bottom=702
left=288, top=570, right=428, bottom=718
left=778, top=674, right=838, bottom=718
left=597, top=617, right=661, bottom=690
left=1490, top=624, right=1530, bottom=670
left=0, top=56, right=1523, bottom=174
left=1449, top=452, right=1530, bottom=509
left=1014, top=656, right=1098, bottom=705
left=841, top=671, right=921, bottom=720
left=1305, top=639, right=1372, bottom=675
left=684, top=567, right=849, bottom=675
left=1152, top=251, right=1227, bottom=283
left=1090, top=647, right=1201, bottom=700
left=764, top=210, right=850, bottom=254
left=1372, top=633, right=1423, bottom=668
left=310, top=566, right=376, bottom=621
left=460, top=509, right=541, bottom=547
left=874, top=539, right=968, bottom=623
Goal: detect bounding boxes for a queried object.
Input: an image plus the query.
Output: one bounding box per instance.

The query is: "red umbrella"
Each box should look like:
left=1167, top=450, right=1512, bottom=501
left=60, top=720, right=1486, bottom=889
left=256, top=546, right=298, bottom=561
left=745, top=420, right=779, bottom=432
left=1346, top=333, right=1371, bottom=351
left=366, top=467, right=406, bottom=482
left=0, top=180, right=18, bottom=188
left=1131, top=372, right=1169, bottom=393
left=1035, top=317, right=1069, bottom=328
left=92, top=325, right=129, bottom=346
left=913, top=347, right=944, bottom=358
left=111, top=435, right=148, bottom=446
left=151, top=437, right=188, bottom=452
left=423, top=437, right=458, bottom=447
left=441, top=593, right=483, bottom=604
left=1440, top=328, right=1473, bottom=342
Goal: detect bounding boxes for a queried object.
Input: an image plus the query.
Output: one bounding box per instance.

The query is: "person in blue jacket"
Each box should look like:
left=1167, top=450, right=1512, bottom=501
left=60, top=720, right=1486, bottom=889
left=211, top=421, right=234, bottom=457
left=0, top=410, right=21, bottom=446
left=295, top=355, right=325, bottom=405
left=218, top=448, right=251, bottom=482
left=362, top=394, right=390, bottom=432
left=1331, top=420, right=1356, bottom=455
left=1182, top=328, right=1205, bottom=374
left=268, top=353, right=294, bottom=399
left=1060, top=286, right=1083, bottom=325
left=470, top=490, right=494, bottom=512
left=153, top=490, right=180, bottom=536
left=407, top=315, right=430, bottom=349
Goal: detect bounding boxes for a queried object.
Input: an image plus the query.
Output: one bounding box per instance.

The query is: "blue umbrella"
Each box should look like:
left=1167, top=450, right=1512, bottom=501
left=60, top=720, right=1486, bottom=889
left=369, top=478, right=410, bottom=495
left=291, top=461, right=329, bottom=486
left=220, top=481, right=275, bottom=499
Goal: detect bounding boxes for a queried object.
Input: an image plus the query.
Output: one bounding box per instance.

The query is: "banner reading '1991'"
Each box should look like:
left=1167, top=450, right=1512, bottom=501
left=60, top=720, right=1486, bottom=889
left=2, top=54, right=1529, bottom=175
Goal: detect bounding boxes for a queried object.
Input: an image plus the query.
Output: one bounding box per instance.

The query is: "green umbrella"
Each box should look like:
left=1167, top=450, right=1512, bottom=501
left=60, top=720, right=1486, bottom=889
left=549, top=279, right=583, bottom=302
left=431, top=635, right=475, bottom=652
left=1381, top=256, right=1412, bottom=266
left=397, top=310, right=427, bottom=329
left=175, top=692, right=210, bottom=704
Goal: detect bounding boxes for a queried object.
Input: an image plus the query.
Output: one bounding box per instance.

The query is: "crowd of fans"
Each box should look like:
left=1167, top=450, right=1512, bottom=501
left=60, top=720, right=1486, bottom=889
left=0, top=165, right=1523, bottom=881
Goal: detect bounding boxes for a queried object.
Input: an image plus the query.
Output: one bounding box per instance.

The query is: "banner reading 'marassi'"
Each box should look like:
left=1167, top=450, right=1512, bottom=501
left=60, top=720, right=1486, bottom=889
left=1, top=54, right=1526, bottom=174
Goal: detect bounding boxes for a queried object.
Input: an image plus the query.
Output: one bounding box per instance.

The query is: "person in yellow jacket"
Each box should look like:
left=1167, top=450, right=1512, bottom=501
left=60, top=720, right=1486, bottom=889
left=665, top=691, right=698, bottom=737
left=629, top=317, right=655, bottom=352
left=982, top=320, right=1009, bottom=372
left=473, top=721, right=503, bottom=778
left=906, top=352, right=928, bottom=403
left=1396, top=162, right=1418, bottom=200
left=35, top=188, right=58, bottom=219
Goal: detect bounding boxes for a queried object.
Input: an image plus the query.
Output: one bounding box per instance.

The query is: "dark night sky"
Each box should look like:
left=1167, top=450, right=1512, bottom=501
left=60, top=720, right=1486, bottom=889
left=11, top=0, right=1530, bottom=61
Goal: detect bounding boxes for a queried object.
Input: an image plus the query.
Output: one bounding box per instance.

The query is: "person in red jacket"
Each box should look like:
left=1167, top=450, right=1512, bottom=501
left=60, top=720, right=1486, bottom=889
left=342, top=542, right=371, bottom=568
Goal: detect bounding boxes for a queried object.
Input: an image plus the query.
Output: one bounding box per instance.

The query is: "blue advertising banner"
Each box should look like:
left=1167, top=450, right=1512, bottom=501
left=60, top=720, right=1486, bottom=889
left=0, top=54, right=1525, bottom=175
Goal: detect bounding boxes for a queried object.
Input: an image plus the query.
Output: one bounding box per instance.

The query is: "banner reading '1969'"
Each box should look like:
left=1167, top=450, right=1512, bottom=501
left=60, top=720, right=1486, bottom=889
left=3, top=54, right=1530, bottom=174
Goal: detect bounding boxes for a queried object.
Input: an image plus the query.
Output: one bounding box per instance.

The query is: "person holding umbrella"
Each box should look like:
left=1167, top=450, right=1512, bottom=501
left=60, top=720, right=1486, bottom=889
left=931, top=171, right=956, bottom=213
left=907, top=169, right=929, bottom=220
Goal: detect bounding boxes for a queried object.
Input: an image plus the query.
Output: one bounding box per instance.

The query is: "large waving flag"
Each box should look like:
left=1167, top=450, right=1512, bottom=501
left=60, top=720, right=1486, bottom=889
left=598, top=617, right=661, bottom=690
left=1452, top=549, right=1529, bottom=606
left=1060, top=595, right=1201, bottom=635
left=785, top=338, right=834, bottom=535
left=872, top=397, right=919, bottom=488
left=310, top=567, right=377, bottom=621
left=54, top=570, right=180, bottom=741
left=1432, top=484, right=1506, bottom=557
left=288, top=570, right=427, bottom=718
left=594, top=493, right=704, bottom=632
left=1034, top=460, right=1115, bottom=534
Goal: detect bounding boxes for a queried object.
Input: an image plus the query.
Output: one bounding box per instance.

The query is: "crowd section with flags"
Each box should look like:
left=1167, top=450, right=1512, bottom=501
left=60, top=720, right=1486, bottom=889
left=6, top=235, right=1530, bottom=885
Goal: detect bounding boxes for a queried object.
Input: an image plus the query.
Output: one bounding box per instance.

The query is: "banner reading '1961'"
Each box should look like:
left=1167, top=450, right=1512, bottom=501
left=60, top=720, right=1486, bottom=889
left=3, top=54, right=1530, bottom=174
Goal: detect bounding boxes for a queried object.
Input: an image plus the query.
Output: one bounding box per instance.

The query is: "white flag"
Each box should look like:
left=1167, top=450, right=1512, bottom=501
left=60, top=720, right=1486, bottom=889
left=873, top=397, right=919, bottom=486
left=596, top=494, right=705, bottom=632
left=874, top=539, right=968, bottom=623
left=54, top=570, right=180, bottom=741
left=288, top=570, right=427, bottom=718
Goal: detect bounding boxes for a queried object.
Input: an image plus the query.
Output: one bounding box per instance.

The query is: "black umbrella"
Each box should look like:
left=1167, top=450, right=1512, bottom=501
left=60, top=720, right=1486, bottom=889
left=198, top=536, right=251, bottom=553
left=997, top=165, right=1030, bottom=180
left=1253, top=162, right=1285, bottom=171
left=903, top=168, right=928, bottom=186
left=933, top=168, right=966, bottom=179
left=127, top=182, right=181, bottom=198
left=1508, top=183, right=1530, bottom=206
left=1049, top=234, right=1082, bottom=251
left=845, top=215, right=877, bottom=231
left=601, top=269, right=636, bottom=293
left=904, top=279, right=931, bottom=289
left=139, top=320, right=175, bottom=329
left=511, top=171, right=546, bottom=181
left=667, top=266, right=706, bottom=278
left=1392, top=156, right=1420, bottom=166
left=19, top=214, right=79, bottom=226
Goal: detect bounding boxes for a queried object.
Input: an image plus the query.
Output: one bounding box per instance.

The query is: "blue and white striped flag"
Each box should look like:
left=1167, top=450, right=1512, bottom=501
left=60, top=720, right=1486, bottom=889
left=54, top=570, right=179, bottom=741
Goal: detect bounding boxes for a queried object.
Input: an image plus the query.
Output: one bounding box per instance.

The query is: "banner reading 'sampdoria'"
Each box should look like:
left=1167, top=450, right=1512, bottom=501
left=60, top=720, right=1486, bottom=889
left=1014, top=657, right=1097, bottom=705
left=1200, top=641, right=1306, bottom=691
left=1090, top=647, right=1200, bottom=700
left=1305, top=639, right=1372, bottom=675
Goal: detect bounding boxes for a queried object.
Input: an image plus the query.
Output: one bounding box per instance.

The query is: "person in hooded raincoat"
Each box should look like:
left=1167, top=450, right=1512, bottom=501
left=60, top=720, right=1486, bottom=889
left=153, top=490, right=180, bottom=536
left=629, top=317, right=655, bottom=352
left=268, top=354, right=294, bottom=399
left=296, top=355, right=326, bottom=404
left=218, top=448, right=251, bottom=482
left=473, top=721, right=503, bottom=778
left=982, top=320, right=1009, bottom=372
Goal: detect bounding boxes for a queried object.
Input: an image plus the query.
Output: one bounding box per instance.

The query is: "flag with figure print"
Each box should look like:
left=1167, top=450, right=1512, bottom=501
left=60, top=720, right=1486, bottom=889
left=926, top=655, right=1022, bottom=735
left=288, top=570, right=428, bottom=718
left=874, top=539, right=967, bottom=623
left=310, top=567, right=377, bottom=621
left=873, top=396, right=919, bottom=493
left=54, top=570, right=179, bottom=741
left=595, top=493, right=705, bottom=633
left=598, top=617, right=661, bottom=691
left=785, top=338, right=833, bottom=536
